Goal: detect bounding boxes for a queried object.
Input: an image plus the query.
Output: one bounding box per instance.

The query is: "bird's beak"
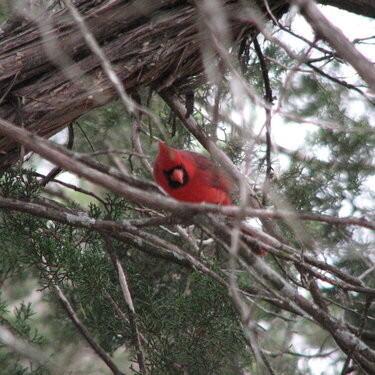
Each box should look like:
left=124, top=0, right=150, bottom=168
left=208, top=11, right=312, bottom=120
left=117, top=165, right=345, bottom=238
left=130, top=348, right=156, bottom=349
left=171, top=169, right=184, bottom=184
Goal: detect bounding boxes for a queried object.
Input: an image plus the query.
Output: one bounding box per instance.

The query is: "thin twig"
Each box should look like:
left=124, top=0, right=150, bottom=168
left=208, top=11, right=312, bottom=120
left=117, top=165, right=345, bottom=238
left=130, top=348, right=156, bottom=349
left=252, top=36, right=274, bottom=206
left=0, top=324, right=65, bottom=375
left=104, top=236, right=147, bottom=375
left=86, top=149, right=151, bottom=159
left=42, top=257, right=125, bottom=375
left=39, top=124, right=75, bottom=187
left=35, top=172, right=107, bottom=207
left=294, top=0, right=375, bottom=91
left=0, top=117, right=374, bottom=229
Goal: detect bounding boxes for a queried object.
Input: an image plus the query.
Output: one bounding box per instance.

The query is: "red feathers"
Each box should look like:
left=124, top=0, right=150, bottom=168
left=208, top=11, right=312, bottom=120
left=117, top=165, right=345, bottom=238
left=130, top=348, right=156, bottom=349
left=154, top=141, right=232, bottom=205
left=154, top=141, right=265, bottom=255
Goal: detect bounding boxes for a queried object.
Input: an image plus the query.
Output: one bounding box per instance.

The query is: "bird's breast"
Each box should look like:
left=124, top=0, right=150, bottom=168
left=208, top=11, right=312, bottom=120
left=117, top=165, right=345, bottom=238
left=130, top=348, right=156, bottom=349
left=163, top=179, right=231, bottom=205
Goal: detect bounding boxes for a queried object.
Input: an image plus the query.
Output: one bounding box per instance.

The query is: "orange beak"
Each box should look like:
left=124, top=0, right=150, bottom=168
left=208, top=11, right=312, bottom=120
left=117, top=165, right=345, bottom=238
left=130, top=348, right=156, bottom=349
left=171, top=169, right=184, bottom=184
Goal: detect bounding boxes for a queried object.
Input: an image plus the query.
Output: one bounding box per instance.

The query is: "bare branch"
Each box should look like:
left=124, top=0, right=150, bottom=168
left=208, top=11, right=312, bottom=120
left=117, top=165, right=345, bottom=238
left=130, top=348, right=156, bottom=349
left=42, top=260, right=125, bottom=375
left=206, top=217, right=375, bottom=373
left=3, top=117, right=374, bottom=235
left=252, top=36, right=274, bottom=206
left=294, top=0, right=375, bottom=91
left=39, top=123, right=74, bottom=187
left=160, top=91, right=284, bottom=241
left=0, top=324, right=64, bottom=374
left=104, top=237, right=147, bottom=375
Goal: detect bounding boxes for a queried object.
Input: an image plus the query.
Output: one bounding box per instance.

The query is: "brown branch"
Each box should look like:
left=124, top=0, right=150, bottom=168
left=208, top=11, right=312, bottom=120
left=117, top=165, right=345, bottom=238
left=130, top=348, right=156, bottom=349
left=42, top=262, right=125, bottom=375
left=252, top=36, right=274, bottom=206
left=0, top=324, right=65, bottom=374
left=131, top=114, right=154, bottom=175
left=294, top=0, right=375, bottom=91
left=204, top=213, right=375, bottom=297
left=39, top=123, right=75, bottom=187
left=111, top=230, right=192, bottom=268
left=85, top=149, right=151, bottom=159
left=0, top=118, right=177, bottom=211
left=41, top=184, right=78, bottom=206
left=317, top=0, right=375, bottom=19
left=2, top=194, right=375, bottom=371
left=0, top=115, right=374, bottom=228
left=1, top=117, right=374, bottom=292
left=197, top=96, right=375, bottom=172
left=263, top=5, right=374, bottom=102
left=242, top=224, right=374, bottom=293
left=5, top=118, right=373, bottom=231
left=295, top=259, right=374, bottom=296
left=35, top=172, right=108, bottom=207
left=307, top=62, right=373, bottom=103
left=0, top=195, right=192, bottom=268
left=0, top=194, right=228, bottom=289
left=62, top=0, right=136, bottom=114
left=207, top=219, right=375, bottom=373
left=104, top=237, right=147, bottom=375
left=160, top=91, right=284, bottom=241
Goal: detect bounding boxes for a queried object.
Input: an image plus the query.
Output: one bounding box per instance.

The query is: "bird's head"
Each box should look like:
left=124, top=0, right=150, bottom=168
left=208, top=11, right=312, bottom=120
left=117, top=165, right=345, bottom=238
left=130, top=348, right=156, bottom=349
left=157, top=141, right=176, bottom=164
left=156, top=141, right=194, bottom=187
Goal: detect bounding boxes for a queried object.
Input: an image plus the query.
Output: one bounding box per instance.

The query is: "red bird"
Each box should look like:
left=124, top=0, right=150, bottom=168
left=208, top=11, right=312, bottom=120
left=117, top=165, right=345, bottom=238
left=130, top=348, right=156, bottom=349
left=154, top=141, right=265, bottom=255
left=154, top=141, right=232, bottom=205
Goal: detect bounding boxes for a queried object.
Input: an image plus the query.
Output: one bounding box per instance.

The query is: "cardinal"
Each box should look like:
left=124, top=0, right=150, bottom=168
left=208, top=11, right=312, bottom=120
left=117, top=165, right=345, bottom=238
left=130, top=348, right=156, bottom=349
left=154, top=141, right=266, bottom=255
left=153, top=141, right=232, bottom=205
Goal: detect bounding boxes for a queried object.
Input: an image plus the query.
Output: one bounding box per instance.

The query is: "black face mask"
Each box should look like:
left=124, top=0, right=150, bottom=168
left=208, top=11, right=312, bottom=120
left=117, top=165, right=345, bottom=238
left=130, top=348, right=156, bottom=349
left=163, top=165, right=189, bottom=189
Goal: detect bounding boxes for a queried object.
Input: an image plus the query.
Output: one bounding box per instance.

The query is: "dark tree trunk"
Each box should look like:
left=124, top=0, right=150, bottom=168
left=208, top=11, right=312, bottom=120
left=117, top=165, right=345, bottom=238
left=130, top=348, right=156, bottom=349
left=318, top=0, right=375, bottom=18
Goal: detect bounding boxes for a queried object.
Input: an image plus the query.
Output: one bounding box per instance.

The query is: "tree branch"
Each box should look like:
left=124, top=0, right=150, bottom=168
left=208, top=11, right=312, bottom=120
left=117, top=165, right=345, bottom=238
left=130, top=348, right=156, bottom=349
left=0, top=323, right=64, bottom=374
left=294, top=0, right=375, bottom=91
left=42, top=261, right=125, bottom=375
left=104, top=236, right=147, bottom=375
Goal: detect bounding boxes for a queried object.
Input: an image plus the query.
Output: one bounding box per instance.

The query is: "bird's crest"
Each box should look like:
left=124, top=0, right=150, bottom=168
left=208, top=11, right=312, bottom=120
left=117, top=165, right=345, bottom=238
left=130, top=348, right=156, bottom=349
left=158, top=141, right=175, bottom=161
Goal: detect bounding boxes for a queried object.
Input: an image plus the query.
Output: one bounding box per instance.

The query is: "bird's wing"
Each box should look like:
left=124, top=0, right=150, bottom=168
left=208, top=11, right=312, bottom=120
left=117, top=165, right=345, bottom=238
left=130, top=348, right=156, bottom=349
left=182, top=150, right=233, bottom=193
